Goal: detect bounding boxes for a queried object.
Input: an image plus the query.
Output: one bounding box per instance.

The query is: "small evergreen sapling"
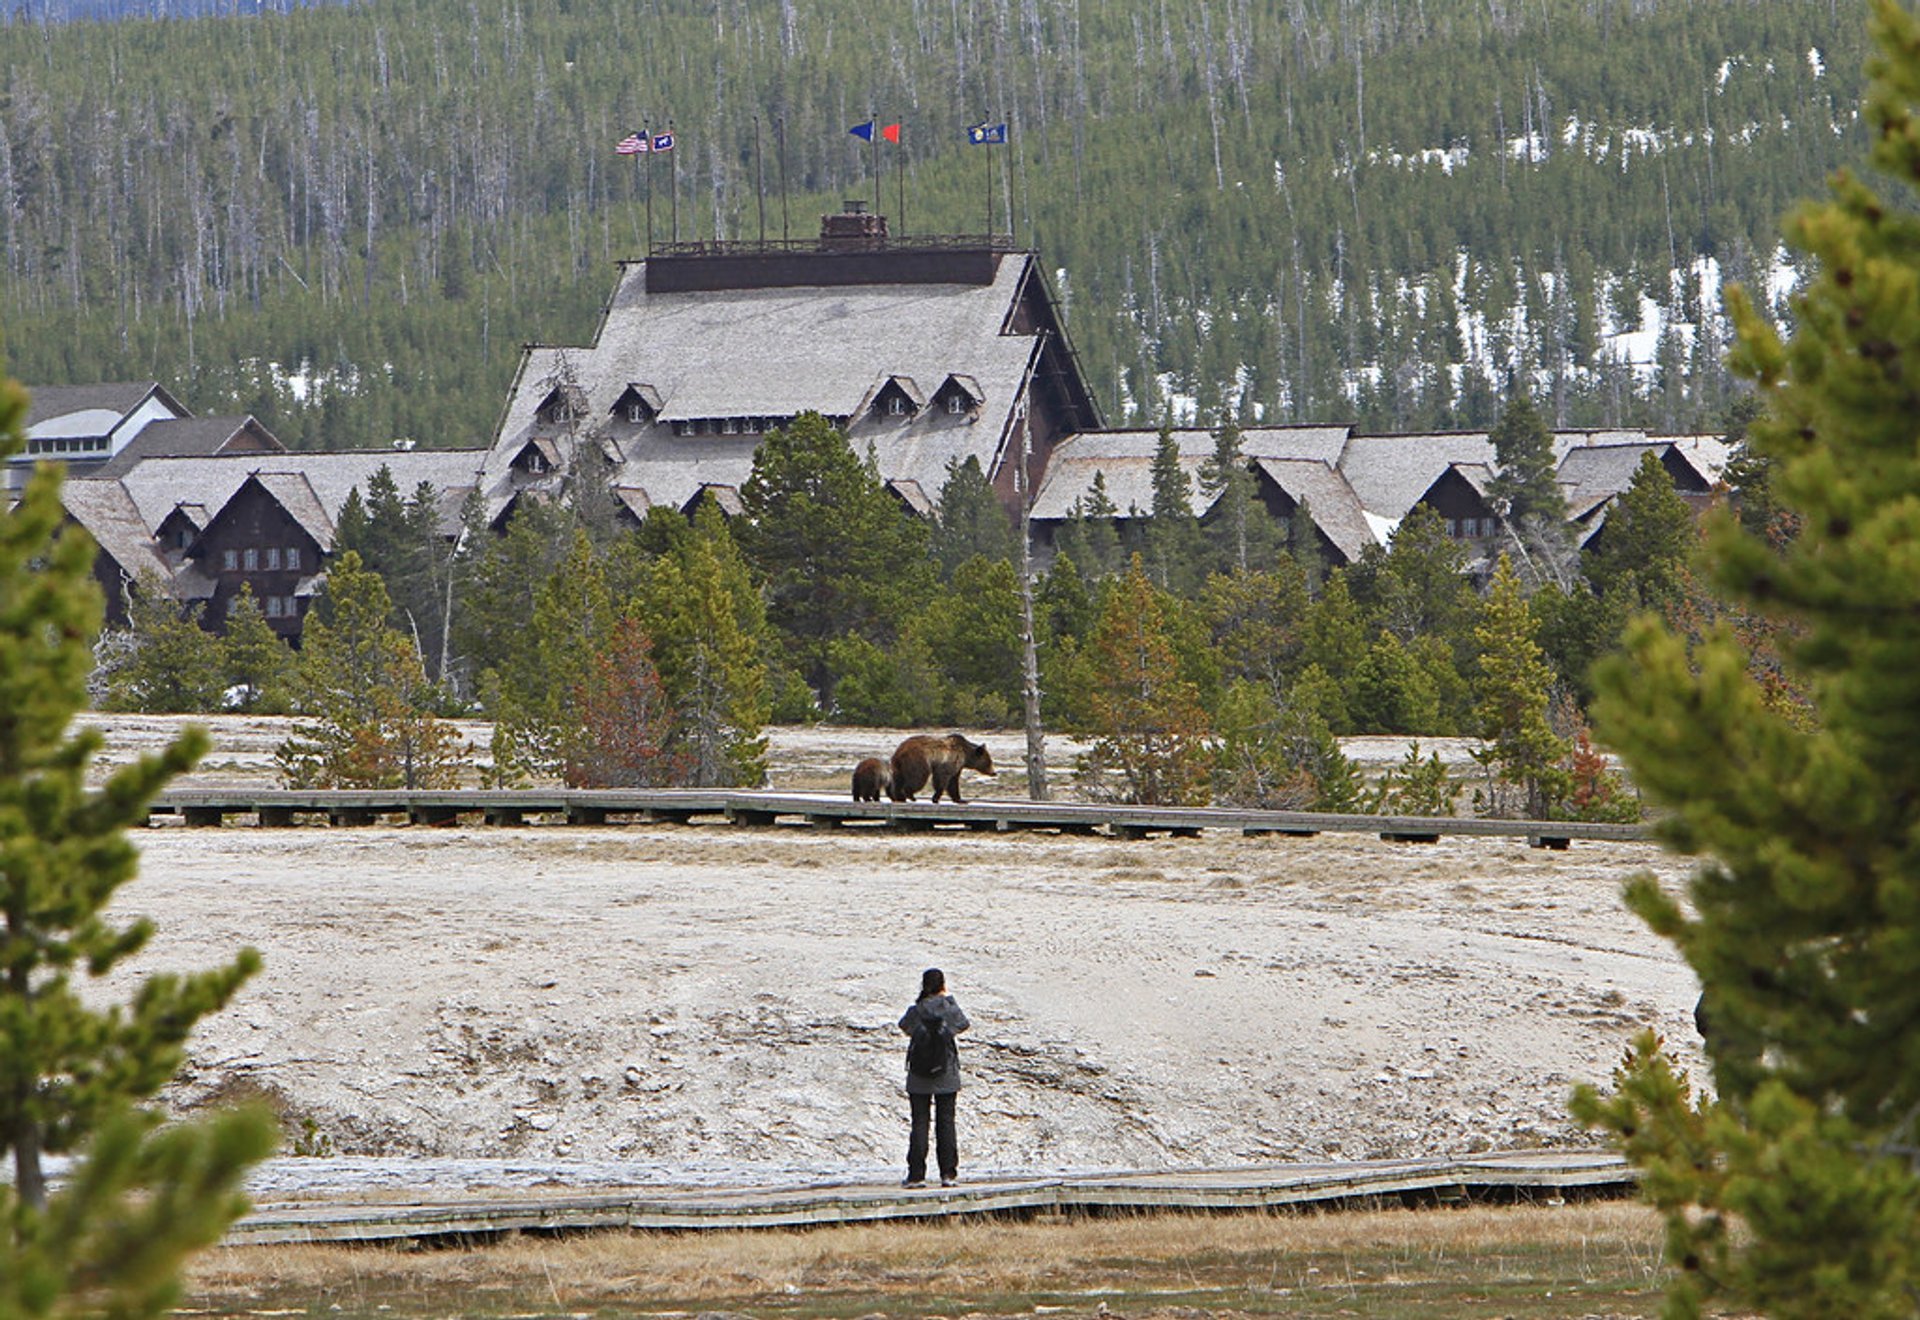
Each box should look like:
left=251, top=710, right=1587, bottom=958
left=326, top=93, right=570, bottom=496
left=1574, top=5, right=1920, bottom=1313
left=0, top=375, right=273, bottom=1318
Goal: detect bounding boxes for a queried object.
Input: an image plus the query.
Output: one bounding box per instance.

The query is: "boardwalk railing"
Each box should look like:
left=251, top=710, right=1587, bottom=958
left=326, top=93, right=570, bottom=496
left=146, top=789, right=1652, bottom=849
left=228, top=1150, right=1635, bottom=1244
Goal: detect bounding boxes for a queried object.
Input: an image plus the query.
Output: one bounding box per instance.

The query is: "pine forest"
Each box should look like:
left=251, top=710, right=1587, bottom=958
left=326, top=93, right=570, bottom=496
left=0, top=0, right=1875, bottom=448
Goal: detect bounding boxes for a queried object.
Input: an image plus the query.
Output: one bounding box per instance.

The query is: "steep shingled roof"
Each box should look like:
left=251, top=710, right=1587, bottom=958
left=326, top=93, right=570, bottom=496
left=88, top=415, right=285, bottom=480
left=1250, top=457, right=1377, bottom=565
left=111, top=449, right=489, bottom=539
left=482, top=253, right=1052, bottom=516
left=23, top=382, right=184, bottom=432
left=1030, top=426, right=1352, bottom=520
left=58, top=480, right=174, bottom=584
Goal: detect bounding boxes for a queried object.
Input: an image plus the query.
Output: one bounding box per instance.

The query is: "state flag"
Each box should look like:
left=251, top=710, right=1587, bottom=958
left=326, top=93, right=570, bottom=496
left=651, top=131, right=676, bottom=152
left=616, top=132, right=649, bottom=154
left=967, top=122, right=1009, bottom=145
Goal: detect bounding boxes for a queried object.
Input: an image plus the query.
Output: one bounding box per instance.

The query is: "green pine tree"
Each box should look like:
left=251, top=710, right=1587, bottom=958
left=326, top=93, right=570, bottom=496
left=932, top=455, right=1017, bottom=577
left=1470, top=555, right=1570, bottom=818
left=0, top=376, right=273, bottom=1316
left=736, top=412, right=932, bottom=695
left=1575, top=6, right=1920, bottom=1313
left=1144, top=418, right=1202, bottom=595
left=636, top=497, right=771, bottom=786
left=1072, top=557, right=1213, bottom=806
left=1055, top=471, right=1123, bottom=580
left=1197, top=413, right=1273, bottom=576
left=219, top=585, right=296, bottom=713
left=277, top=551, right=466, bottom=789
left=99, top=571, right=227, bottom=714
left=1489, top=388, right=1576, bottom=587
left=1583, top=450, right=1698, bottom=613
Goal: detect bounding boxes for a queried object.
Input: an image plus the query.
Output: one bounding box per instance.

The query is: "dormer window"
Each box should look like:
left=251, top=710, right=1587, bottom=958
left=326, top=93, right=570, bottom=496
left=535, top=384, right=589, bottom=428
left=867, top=375, right=923, bottom=422
left=933, top=374, right=984, bottom=418
left=722, top=417, right=740, bottom=435
left=612, top=383, right=662, bottom=425
left=512, top=437, right=560, bottom=475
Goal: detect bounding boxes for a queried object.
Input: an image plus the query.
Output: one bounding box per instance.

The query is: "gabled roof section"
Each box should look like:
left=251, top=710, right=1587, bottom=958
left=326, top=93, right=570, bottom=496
left=24, top=381, right=187, bottom=432
left=861, top=374, right=925, bottom=420
left=247, top=472, right=336, bottom=552
left=682, top=483, right=744, bottom=517
left=1031, top=425, right=1351, bottom=521
left=112, top=450, right=491, bottom=541
left=611, top=383, right=664, bottom=420
left=1337, top=431, right=1496, bottom=522
left=886, top=478, right=934, bottom=518
left=59, top=480, right=174, bottom=584
left=89, top=415, right=285, bottom=480
left=159, top=502, right=209, bottom=534
left=534, top=383, right=590, bottom=425
left=935, top=373, right=984, bottom=411
left=611, top=486, right=653, bottom=523
left=1247, top=457, right=1377, bottom=565
left=512, top=436, right=563, bottom=472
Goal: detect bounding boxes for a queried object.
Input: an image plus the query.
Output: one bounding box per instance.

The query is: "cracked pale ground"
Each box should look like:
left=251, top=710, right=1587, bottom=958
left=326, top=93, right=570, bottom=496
left=86, top=715, right=1704, bottom=1195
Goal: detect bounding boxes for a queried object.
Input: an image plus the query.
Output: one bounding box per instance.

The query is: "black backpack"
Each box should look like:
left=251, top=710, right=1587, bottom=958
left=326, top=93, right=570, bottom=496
left=907, top=1007, right=950, bottom=1077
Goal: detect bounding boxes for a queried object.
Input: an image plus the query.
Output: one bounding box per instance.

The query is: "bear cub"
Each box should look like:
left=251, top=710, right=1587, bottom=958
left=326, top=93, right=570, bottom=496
left=850, top=756, right=891, bottom=802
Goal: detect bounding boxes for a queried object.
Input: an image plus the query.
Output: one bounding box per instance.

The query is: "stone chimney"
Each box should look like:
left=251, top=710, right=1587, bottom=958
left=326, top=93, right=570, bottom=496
left=819, top=199, right=889, bottom=248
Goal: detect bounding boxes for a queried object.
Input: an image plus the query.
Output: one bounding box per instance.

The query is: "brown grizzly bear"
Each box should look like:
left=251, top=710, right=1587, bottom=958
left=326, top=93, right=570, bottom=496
left=851, top=756, right=891, bottom=802
left=888, top=733, right=995, bottom=804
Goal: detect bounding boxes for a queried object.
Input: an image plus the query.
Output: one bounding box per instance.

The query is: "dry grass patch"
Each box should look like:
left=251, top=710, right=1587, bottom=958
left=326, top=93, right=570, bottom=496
left=186, top=1200, right=1671, bottom=1318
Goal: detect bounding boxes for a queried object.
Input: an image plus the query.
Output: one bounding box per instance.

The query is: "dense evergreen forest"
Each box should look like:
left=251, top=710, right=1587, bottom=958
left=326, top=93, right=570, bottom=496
left=0, top=0, right=1870, bottom=449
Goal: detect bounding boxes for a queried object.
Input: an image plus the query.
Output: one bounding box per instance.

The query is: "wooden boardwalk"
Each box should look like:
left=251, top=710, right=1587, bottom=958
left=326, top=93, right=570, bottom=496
left=149, top=788, right=1650, bottom=849
left=227, top=1151, right=1634, bottom=1245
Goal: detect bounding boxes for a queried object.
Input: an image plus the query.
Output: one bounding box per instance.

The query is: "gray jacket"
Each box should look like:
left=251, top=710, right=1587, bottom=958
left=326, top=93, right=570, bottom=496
left=899, top=994, right=970, bottom=1095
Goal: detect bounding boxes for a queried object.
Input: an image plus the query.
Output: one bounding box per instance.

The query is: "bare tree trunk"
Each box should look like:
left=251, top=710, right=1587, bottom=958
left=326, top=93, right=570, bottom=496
left=1016, top=391, right=1049, bottom=800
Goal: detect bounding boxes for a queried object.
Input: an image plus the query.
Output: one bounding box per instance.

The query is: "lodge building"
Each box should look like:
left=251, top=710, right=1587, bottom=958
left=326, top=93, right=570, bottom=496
left=19, top=206, right=1729, bottom=646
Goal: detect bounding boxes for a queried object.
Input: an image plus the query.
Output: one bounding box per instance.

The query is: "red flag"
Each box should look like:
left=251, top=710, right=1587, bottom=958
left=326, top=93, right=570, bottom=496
left=881, top=122, right=901, bottom=144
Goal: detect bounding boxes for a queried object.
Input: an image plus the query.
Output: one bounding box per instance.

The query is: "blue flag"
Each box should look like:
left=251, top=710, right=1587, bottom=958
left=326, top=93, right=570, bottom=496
left=849, top=119, right=876, bottom=142
left=651, top=131, right=676, bottom=152
left=967, top=122, right=1008, bottom=145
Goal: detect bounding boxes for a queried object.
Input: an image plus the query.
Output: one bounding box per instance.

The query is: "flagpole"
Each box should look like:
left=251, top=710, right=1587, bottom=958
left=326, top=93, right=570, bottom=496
left=755, top=115, right=767, bottom=245
left=985, top=118, right=994, bottom=239
left=644, top=124, right=654, bottom=258
left=670, top=121, right=679, bottom=244
left=898, top=127, right=906, bottom=236
left=1009, top=111, right=1019, bottom=249
left=871, top=118, right=879, bottom=219
left=777, top=115, right=790, bottom=244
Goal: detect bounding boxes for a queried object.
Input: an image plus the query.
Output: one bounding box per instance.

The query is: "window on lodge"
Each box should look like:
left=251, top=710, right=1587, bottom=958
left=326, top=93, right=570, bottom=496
left=887, top=395, right=908, bottom=416
left=946, top=394, right=965, bottom=414
left=265, top=596, right=282, bottom=618
left=243, top=547, right=258, bottom=571
left=287, top=547, right=301, bottom=571
left=266, top=547, right=281, bottom=571
left=222, top=549, right=238, bottom=571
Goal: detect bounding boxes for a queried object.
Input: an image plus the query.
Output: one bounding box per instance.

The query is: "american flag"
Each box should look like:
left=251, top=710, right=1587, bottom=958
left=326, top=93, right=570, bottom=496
left=616, top=132, right=649, bottom=155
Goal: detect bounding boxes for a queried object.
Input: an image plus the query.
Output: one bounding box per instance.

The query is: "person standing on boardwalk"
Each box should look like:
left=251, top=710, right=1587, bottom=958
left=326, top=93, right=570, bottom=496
left=898, top=967, right=969, bottom=1187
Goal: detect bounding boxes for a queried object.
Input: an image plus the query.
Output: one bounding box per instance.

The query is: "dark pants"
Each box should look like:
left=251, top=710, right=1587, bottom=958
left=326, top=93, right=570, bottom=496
left=907, top=1091, right=958, bottom=1183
